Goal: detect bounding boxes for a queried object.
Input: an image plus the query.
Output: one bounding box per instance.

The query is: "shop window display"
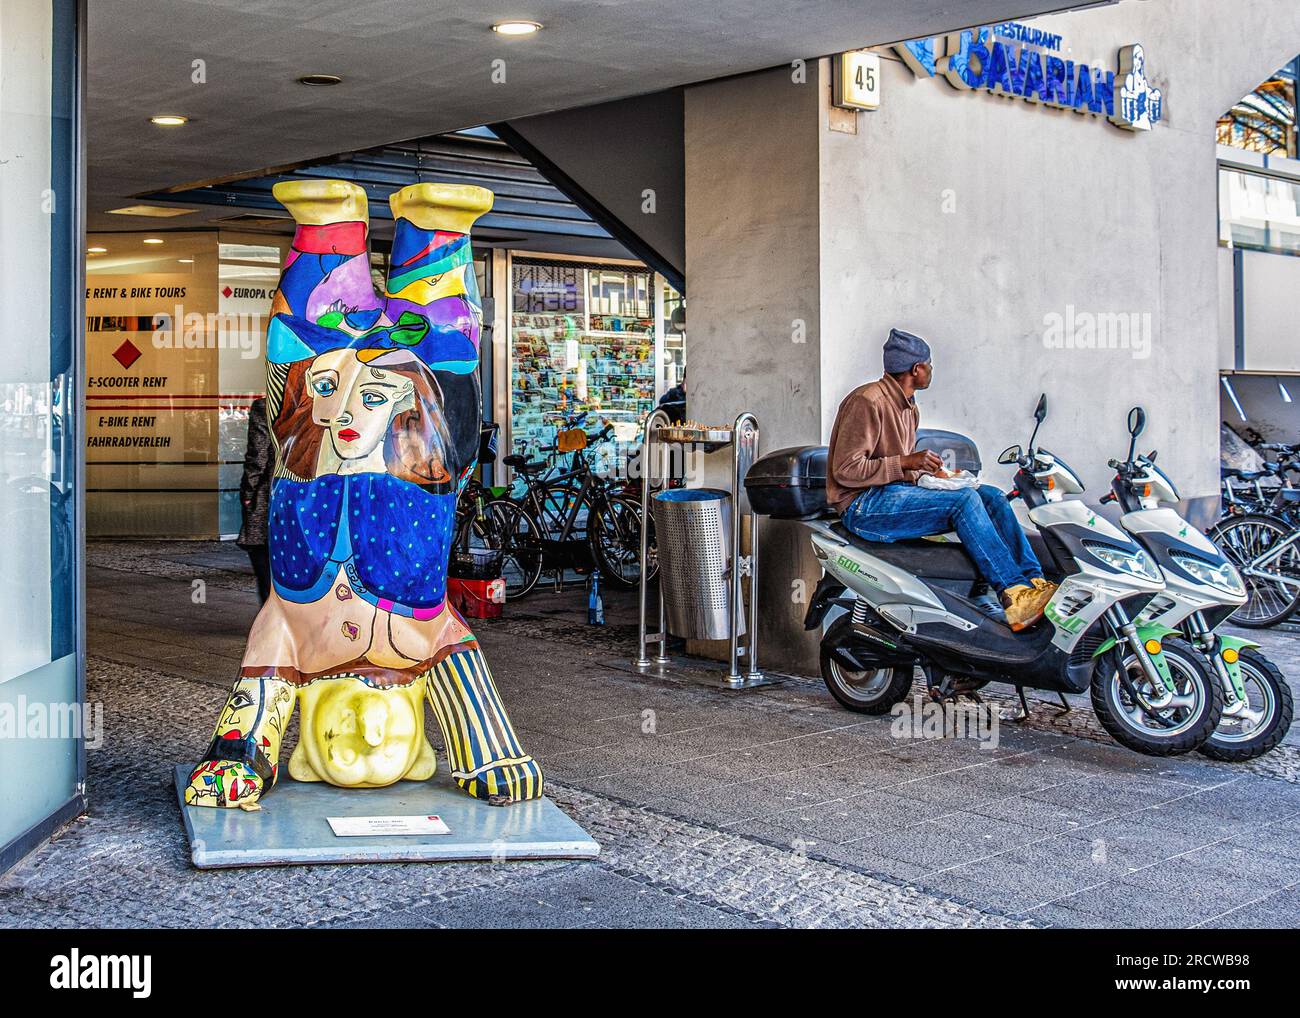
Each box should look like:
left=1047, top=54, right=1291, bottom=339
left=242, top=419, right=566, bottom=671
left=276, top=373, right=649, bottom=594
left=510, top=259, right=656, bottom=475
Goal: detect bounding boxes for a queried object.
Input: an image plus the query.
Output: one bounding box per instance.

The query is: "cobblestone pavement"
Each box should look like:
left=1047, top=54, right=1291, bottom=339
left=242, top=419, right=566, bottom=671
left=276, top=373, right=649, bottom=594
left=3, top=540, right=1298, bottom=929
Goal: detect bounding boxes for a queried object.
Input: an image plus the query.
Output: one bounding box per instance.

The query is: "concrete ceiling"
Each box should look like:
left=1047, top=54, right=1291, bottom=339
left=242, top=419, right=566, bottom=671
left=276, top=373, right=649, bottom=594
left=87, top=0, right=1100, bottom=232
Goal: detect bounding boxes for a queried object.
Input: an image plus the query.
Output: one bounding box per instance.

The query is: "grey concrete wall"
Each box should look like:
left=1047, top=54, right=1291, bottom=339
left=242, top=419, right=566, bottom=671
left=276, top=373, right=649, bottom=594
left=683, top=0, right=1300, bottom=676
left=1239, top=248, right=1300, bottom=372
left=819, top=0, right=1300, bottom=508
left=684, top=66, right=825, bottom=673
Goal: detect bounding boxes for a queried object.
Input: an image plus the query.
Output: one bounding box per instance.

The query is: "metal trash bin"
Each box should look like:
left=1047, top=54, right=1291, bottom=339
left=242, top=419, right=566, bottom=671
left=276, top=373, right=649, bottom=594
left=652, top=488, right=743, bottom=640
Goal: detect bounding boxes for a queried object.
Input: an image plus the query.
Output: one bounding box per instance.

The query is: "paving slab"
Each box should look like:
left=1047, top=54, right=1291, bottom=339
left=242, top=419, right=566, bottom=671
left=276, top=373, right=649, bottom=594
left=2, top=544, right=1295, bottom=928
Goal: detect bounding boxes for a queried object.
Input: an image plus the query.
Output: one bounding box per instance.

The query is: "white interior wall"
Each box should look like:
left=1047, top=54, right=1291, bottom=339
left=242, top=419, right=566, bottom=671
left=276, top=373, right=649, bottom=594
left=0, top=0, right=55, bottom=682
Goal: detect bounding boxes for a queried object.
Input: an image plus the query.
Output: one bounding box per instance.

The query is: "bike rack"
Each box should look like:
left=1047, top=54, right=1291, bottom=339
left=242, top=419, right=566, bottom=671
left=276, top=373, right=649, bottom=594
left=634, top=409, right=765, bottom=689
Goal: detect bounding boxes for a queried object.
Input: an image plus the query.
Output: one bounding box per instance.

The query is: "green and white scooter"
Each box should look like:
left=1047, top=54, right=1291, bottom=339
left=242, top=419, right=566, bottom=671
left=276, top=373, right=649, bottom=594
left=1102, top=407, right=1293, bottom=762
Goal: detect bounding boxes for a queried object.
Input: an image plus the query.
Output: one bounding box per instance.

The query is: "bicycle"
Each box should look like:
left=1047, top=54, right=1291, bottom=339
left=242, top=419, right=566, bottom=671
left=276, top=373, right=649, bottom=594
left=1209, top=483, right=1300, bottom=628
left=1220, top=440, right=1300, bottom=517
left=483, top=417, right=656, bottom=599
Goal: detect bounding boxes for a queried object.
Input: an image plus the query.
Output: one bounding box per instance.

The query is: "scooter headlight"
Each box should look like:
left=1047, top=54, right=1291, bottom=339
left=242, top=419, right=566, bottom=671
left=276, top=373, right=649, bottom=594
left=1084, top=541, right=1161, bottom=582
left=1172, top=553, right=1245, bottom=596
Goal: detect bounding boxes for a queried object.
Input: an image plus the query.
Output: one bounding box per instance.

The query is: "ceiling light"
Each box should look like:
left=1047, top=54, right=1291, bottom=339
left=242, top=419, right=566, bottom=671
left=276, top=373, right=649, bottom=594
left=297, top=73, right=342, bottom=86
left=1221, top=377, right=1247, bottom=422
left=492, top=20, right=542, bottom=35
left=106, top=204, right=194, bottom=218
left=87, top=246, right=107, bottom=254
left=177, top=258, right=194, bottom=264
left=150, top=114, right=188, bottom=126
left=142, top=238, right=164, bottom=245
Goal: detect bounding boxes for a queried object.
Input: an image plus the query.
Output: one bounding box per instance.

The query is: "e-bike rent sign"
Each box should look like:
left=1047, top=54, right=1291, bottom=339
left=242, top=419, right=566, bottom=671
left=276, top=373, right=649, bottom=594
left=894, top=21, right=1164, bottom=131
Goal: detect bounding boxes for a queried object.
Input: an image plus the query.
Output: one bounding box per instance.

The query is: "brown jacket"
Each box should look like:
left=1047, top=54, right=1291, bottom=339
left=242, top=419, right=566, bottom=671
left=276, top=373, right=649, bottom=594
left=826, top=374, right=921, bottom=512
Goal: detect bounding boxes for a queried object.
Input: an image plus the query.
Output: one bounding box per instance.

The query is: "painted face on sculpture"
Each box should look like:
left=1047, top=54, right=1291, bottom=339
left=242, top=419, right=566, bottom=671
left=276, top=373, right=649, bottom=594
left=307, top=350, right=415, bottom=464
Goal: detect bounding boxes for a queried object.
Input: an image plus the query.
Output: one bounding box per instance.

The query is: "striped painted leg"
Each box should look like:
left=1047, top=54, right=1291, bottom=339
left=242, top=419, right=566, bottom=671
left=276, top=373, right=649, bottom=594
left=424, top=647, right=543, bottom=804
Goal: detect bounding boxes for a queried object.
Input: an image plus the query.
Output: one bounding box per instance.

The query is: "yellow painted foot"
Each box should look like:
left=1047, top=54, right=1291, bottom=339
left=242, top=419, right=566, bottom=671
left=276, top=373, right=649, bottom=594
left=272, top=179, right=368, bottom=225
left=453, top=755, right=544, bottom=806
left=388, top=182, right=493, bottom=234
left=184, top=759, right=265, bottom=808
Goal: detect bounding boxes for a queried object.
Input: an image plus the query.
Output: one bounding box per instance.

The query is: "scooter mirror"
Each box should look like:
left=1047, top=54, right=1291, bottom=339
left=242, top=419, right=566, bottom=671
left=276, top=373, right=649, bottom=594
left=998, top=445, right=1022, bottom=465
left=1034, top=394, right=1048, bottom=422
left=1128, top=406, right=1146, bottom=437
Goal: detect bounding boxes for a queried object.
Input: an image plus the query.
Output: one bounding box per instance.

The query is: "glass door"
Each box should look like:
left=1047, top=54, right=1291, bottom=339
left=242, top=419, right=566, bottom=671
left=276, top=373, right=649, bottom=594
left=0, top=0, right=85, bottom=872
left=508, top=257, right=656, bottom=476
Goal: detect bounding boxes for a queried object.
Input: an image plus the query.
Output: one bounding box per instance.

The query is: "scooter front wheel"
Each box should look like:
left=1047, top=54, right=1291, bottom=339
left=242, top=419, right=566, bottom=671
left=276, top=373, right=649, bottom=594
left=819, top=619, right=913, bottom=715
left=1199, top=648, right=1293, bottom=762
left=1090, top=639, right=1223, bottom=756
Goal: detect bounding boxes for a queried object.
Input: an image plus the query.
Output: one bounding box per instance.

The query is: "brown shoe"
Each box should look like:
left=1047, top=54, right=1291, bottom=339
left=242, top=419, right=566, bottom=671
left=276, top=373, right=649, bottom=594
left=1001, top=583, right=1055, bottom=631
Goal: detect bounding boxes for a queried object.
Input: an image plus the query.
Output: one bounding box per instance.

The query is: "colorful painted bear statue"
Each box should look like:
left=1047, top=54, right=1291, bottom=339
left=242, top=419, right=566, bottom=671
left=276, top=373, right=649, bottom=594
left=185, top=180, right=542, bottom=808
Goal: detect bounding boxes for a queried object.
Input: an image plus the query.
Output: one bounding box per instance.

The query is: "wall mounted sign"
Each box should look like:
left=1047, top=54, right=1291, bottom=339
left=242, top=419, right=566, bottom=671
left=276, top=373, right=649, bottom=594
left=894, top=22, right=1164, bottom=131
left=833, top=50, right=882, bottom=111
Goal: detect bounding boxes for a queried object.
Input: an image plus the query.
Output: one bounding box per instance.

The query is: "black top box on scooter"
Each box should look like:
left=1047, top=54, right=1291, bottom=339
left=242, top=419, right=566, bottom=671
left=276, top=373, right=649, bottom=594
left=744, top=429, right=983, bottom=520
left=744, top=446, right=829, bottom=519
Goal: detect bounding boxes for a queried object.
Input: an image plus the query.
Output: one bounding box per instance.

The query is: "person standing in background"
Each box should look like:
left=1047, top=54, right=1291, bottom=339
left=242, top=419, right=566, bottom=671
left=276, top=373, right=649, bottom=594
left=658, top=368, right=686, bottom=424
left=237, top=397, right=273, bottom=603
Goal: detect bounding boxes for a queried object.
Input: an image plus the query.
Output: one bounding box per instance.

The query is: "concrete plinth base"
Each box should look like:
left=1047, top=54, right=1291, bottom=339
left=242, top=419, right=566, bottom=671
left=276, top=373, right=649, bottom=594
left=174, top=765, right=600, bottom=869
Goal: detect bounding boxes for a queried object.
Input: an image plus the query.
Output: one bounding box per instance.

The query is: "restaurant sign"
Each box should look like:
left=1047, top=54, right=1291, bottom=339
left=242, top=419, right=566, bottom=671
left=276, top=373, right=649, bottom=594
left=895, top=22, right=1164, bottom=131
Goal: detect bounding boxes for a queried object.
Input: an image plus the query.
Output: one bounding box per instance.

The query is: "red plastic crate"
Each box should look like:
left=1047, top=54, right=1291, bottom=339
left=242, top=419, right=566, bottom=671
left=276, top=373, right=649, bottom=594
left=448, top=577, right=505, bottom=619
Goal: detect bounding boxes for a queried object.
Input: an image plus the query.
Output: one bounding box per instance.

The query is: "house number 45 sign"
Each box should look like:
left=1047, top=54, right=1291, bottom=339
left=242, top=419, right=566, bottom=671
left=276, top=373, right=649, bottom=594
left=833, top=51, right=882, bottom=111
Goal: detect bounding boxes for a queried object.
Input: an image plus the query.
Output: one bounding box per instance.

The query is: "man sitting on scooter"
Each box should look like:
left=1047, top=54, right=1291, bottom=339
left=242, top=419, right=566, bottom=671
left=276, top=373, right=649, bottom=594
left=826, top=328, right=1057, bottom=631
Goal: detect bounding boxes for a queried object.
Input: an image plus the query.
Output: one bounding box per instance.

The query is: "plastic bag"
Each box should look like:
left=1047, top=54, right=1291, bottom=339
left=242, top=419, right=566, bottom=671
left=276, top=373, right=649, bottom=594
left=917, top=470, right=980, bottom=491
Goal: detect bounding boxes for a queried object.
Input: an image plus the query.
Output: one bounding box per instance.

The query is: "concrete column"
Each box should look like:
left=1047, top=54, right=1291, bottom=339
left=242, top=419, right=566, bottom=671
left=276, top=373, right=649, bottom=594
left=684, top=65, right=826, bottom=674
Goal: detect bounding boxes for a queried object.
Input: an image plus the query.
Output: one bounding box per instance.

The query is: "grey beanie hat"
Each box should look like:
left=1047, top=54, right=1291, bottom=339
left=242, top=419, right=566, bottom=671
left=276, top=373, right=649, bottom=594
left=883, top=328, right=931, bottom=374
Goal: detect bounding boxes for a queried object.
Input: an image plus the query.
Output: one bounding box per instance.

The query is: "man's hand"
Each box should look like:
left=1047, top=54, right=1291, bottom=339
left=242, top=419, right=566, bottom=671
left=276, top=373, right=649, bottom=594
left=902, top=450, right=944, bottom=475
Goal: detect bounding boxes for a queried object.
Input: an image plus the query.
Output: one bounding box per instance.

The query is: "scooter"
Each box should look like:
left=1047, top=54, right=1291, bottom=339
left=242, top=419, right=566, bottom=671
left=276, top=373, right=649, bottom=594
left=1102, top=407, right=1292, bottom=761
left=744, top=394, right=1222, bottom=757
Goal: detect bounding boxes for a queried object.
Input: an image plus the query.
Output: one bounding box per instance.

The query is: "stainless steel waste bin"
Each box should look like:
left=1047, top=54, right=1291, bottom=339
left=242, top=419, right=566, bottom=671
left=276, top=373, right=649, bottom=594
left=652, top=488, right=743, bottom=640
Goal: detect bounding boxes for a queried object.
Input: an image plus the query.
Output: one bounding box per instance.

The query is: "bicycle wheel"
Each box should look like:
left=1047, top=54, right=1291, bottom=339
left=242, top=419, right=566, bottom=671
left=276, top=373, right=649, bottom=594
left=481, top=498, right=544, bottom=600
left=1209, top=513, right=1300, bottom=627
left=588, top=494, right=656, bottom=589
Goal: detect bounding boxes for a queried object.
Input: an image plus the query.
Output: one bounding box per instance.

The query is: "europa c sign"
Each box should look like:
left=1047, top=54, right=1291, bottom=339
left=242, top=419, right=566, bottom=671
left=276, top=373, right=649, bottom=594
left=895, top=23, right=1164, bottom=132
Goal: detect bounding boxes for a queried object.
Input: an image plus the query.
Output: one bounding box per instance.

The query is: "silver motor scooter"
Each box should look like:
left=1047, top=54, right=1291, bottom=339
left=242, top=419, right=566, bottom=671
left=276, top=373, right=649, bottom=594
left=744, top=395, right=1223, bottom=757
left=1103, top=407, right=1292, bottom=761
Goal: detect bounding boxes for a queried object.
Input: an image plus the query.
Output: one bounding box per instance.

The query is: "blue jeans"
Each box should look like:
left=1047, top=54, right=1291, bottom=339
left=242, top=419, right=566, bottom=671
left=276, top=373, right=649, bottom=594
left=841, top=483, right=1044, bottom=593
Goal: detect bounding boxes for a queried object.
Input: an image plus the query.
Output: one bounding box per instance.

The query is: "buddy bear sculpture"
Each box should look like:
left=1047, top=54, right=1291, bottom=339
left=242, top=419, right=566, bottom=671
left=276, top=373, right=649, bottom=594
left=185, top=180, right=542, bottom=808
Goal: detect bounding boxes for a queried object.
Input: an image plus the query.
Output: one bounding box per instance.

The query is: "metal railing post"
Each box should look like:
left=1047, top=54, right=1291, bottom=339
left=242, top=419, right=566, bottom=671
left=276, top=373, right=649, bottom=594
left=729, top=412, right=761, bottom=684
left=635, top=409, right=671, bottom=668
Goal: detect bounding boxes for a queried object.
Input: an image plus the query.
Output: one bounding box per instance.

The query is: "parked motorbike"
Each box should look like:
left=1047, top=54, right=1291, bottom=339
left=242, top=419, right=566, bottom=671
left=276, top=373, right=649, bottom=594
left=1102, top=407, right=1292, bottom=761
left=744, top=395, right=1222, bottom=757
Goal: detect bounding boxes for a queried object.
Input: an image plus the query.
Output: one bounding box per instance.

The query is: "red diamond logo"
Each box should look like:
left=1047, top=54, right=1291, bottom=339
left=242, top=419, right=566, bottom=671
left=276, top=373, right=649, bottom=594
left=222, top=285, right=233, bottom=298
left=112, top=339, right=142, bottom=370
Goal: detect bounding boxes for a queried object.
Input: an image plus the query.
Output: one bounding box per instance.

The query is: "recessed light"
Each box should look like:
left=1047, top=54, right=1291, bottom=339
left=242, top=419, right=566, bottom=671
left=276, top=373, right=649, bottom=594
left=106, top=204, right=195, bottom=218
left=142, top=238, right=164, bottom=245
left=177, top=258, right=194, bottom=264
left=150, top=114, right=188, bottom=126
left=492, top=20, right=542, bottom=35
left=87, top=246, right=108, bottom=254
left=297, top=73, right=342, bottom=86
